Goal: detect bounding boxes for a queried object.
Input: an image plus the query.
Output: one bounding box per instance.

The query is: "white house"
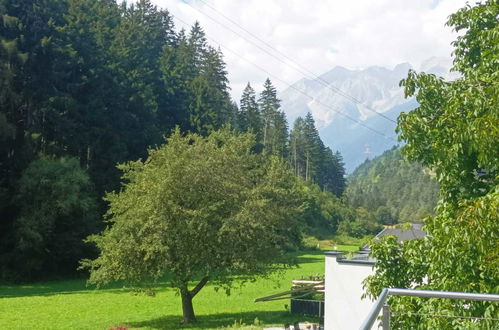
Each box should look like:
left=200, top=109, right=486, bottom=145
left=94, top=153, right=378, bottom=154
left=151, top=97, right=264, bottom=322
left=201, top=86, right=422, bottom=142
left=324, top=224, right=425, bottom=329
left=324, top=251, right=377, bottom=329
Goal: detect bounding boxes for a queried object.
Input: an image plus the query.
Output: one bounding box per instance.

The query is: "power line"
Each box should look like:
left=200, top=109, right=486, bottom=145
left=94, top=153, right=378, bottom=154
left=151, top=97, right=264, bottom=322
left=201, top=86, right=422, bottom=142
left=182, top=0, right=397, bottom=124
left=172, top=16, right=396, bottom=142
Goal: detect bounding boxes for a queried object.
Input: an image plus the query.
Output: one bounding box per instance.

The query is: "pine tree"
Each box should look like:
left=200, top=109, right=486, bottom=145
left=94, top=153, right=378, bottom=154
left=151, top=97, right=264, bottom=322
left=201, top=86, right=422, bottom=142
left=289, top=113, right=346, bottom=196
left=201, top=47, right=233, bottom=128
left=302, top=112, right=324, bottom=181
left=109, top=0, right=176, bottom=153
left=187, top=24, right=233, bottom=135
left=54, top=0, right=124, bottom=192
left=289, top=117, right=306, bottom=177
left=318, top=149, right=346, bottom=197
left=258, top=78, right=287, bottom=157
left=160, top=28, right=194, bottom=132
left=273, top=110, right=289, bottom=158
left=290, top=113, right=322, bottom=181
left=238, top=83, right=261, bottom=138
left=188, top=21, right=208, bottom=68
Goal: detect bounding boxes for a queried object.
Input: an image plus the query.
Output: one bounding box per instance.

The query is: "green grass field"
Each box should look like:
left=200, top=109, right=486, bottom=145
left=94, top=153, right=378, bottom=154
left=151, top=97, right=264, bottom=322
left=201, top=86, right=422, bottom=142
left=0, top=250, right=350, bottom=330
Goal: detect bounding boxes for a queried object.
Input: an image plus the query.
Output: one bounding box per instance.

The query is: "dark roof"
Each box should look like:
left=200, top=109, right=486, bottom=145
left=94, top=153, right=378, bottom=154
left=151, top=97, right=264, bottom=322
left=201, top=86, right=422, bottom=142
left=374, top=223, right=425, bottom=243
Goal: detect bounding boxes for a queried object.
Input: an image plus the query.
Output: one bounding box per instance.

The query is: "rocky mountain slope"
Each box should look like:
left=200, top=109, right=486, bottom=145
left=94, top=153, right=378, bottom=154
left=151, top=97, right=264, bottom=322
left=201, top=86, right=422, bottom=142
left=279, top=57, right=457, bottom=172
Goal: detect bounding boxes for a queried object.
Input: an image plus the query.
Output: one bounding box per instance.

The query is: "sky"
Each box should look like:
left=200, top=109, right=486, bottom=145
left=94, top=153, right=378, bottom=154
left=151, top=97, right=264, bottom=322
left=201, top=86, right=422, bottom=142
left=148, top=0, right=469, bottom=101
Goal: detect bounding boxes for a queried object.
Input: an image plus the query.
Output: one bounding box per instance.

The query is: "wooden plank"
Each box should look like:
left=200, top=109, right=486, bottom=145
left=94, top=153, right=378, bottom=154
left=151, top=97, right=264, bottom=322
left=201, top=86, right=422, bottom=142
left=254, top=285, right=315, bottom=302
left=292, top=280, right=324, bottom=285
left=292, top=284, right=324, bottom=289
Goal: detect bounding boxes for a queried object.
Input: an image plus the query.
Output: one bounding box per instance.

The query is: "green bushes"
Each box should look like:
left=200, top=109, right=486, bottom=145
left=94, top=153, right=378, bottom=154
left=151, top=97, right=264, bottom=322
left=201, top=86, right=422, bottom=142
left=1, top=156, right=98, bottom=280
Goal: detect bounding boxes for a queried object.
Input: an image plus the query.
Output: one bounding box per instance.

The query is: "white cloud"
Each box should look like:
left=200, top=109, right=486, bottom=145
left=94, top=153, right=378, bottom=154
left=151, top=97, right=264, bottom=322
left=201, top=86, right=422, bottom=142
left=150, top=0, right=468, bottom=101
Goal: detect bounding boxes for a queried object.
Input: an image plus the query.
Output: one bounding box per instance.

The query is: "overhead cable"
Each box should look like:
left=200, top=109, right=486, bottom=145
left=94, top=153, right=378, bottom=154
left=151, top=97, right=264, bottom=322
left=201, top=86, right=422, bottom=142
left=182, top=0, right=397, bottom=124
left=173, top=16, right=396, bottom=142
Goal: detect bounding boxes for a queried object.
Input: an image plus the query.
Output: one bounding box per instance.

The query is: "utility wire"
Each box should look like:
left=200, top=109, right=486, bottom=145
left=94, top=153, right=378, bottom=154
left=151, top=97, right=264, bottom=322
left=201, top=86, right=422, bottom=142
left=173, top=16, right=396, bottom=141
left=182, top=0, right=397, bottom=124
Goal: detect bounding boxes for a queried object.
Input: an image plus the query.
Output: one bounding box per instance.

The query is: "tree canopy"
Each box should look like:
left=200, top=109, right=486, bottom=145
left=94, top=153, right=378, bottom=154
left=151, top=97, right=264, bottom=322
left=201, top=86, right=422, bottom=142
left=364, top=1, right=499, bottom=328
left=82, top=129, right=305, bottom=323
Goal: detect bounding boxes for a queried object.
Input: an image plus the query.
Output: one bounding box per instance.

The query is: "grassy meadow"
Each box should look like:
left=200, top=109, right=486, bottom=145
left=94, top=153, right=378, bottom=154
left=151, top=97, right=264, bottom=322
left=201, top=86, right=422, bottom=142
left=0, top=250, right=355, bottom=330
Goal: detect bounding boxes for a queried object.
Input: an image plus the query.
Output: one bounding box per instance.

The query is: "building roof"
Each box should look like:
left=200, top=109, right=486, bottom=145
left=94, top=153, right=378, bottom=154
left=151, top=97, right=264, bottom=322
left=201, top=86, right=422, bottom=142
left=374, top=223, right=426, bottom=243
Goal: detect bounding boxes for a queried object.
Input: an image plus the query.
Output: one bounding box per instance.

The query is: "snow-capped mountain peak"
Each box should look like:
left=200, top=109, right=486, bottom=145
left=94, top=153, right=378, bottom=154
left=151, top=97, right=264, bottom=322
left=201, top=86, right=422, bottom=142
left=279, top=57, right=454, bottom=172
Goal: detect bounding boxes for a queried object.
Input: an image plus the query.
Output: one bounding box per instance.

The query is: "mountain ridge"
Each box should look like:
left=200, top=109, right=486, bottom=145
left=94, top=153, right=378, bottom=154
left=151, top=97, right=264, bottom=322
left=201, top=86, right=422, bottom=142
left=279, top=56, right=455, bottom=172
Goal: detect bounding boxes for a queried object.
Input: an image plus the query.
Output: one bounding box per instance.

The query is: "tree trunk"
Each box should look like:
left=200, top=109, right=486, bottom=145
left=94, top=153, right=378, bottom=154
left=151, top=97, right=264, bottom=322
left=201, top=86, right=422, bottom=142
left=179, top=276, right=209, bottom=324
left=181, top=290, right=196, bottom=323
left=306, top=152, right=309, bottom=181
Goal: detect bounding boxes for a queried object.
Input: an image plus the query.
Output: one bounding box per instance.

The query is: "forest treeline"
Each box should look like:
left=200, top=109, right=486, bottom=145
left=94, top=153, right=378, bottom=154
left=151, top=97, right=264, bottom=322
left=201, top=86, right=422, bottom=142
left=0, top=0, right=347, bottom=280
left=346, top=147, right=440, bottom=223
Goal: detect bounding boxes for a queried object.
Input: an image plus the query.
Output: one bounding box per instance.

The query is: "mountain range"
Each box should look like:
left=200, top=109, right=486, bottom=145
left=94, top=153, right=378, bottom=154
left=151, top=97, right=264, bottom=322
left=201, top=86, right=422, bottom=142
left=279, top=57, right=457, bottom=172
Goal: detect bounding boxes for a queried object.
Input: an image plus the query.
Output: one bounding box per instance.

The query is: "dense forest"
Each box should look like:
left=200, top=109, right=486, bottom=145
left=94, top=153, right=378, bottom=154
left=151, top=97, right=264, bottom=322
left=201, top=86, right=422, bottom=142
left=0, top=0, right=347, bottom=280
left=346, top=147, right=440, bottom=223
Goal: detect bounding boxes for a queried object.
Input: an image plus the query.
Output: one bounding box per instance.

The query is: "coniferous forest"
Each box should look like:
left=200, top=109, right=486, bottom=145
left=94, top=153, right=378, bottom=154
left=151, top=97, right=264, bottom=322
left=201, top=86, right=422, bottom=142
left=0, top=0, right=348, bottom=280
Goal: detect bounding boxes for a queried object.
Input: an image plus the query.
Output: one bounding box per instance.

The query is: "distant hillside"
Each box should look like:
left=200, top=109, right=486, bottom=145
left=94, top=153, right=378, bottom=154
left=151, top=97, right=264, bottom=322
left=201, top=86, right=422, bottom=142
left=279, top=57, right=458, bottom=172
left=345, top=147, right=440, bottom=223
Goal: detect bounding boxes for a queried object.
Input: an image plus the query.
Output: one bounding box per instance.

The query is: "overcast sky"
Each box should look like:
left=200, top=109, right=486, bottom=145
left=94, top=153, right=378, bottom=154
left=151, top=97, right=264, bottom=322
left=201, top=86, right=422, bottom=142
left=149, top=0, right=468, bottom=101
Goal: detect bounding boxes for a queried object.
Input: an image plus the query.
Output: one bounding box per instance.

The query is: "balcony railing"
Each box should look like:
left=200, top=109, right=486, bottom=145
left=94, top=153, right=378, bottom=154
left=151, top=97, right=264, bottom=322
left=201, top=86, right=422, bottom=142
left=360, top=288, right=499, bottom=330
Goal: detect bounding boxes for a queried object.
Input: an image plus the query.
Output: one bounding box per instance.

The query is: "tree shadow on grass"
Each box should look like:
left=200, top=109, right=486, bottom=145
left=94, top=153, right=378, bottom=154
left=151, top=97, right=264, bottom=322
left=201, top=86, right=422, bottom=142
left=293, top=256, right=321, bottom=265
left=293, top=251, right=324, bottom=265
left=0, top=251, right=323, bottom=299
left=128, top=310, right=322, bottom=329
left=0, top=279, right=173, bottom=298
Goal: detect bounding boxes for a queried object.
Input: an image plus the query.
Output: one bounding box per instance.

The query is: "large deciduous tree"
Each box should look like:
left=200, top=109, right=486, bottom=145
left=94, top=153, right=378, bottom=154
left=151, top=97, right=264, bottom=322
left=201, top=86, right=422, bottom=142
left=364, top=1, right=498, bottom=328
left=81, top=129, right=304, bottom=323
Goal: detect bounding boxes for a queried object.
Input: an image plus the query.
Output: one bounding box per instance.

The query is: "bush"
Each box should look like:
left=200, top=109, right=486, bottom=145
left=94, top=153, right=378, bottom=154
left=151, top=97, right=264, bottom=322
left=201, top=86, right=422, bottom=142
left=375, top=206, right=396, bottom=225
left=336, top=207, right=381, bottom=238
left=3, top=156, right=98, bottom=279
left=301, top=235, right=320, bottom=251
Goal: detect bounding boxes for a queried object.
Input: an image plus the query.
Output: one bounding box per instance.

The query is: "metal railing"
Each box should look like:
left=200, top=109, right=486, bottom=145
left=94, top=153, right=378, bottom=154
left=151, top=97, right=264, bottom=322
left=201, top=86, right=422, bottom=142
left=360, top=288, right=499, bottom=330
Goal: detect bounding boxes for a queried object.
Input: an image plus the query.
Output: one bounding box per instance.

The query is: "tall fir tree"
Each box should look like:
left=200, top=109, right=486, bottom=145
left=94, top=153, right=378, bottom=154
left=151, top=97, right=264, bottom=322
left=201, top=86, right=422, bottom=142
left=187, top=23, right=233, bottom=135
left=302, top=112, right=324, bottom=181
left=289, top=117, right=306, bottom=177
left=289, top=113, right=346, bottom=196
left=318, top=149, right=346, bottom=197
left=290, top=112, right=323, bottom=181
left=159, top=28, right=194, bottom=132
left=258, top=78, right=287, bottom=157
left=238, top=83, right=261, bottom=140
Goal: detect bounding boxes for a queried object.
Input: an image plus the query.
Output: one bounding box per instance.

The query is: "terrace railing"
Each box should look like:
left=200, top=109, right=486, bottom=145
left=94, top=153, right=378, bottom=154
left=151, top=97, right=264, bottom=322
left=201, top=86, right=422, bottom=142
left=360, top=288, right=499, bottom=330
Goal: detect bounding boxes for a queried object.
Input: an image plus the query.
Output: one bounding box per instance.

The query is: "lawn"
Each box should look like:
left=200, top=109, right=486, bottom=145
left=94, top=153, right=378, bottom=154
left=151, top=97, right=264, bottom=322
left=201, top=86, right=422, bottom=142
left=0, top=251, right=330, bottom=330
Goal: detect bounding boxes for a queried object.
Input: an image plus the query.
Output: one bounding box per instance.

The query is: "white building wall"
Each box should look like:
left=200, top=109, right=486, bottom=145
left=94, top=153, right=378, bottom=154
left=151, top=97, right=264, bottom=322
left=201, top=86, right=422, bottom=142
left=324, top=253, right=379, bottom=329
